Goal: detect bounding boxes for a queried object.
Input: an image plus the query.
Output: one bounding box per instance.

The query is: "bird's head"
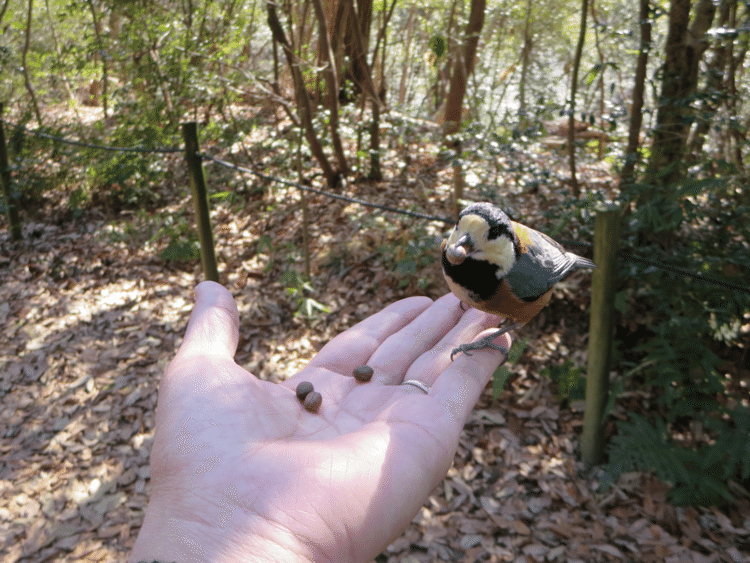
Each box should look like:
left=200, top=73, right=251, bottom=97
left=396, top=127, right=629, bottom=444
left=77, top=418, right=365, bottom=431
left=442, top=202, right=518, bottom=276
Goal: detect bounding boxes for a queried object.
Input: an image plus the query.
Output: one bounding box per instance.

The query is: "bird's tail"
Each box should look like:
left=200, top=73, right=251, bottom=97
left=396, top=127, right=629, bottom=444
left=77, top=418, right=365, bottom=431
left=573, top=255, right=597, bottom=269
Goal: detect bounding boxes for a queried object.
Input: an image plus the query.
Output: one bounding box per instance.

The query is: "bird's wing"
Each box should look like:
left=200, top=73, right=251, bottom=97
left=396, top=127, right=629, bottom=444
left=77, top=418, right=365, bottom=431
left=506, top=223, right=586, bottom=301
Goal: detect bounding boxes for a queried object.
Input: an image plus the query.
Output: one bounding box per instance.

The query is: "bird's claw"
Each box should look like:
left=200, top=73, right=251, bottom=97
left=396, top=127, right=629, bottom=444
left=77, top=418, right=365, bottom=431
left=449, top=325, right=517, bottom=361
left=450, top=340, right=510, bottom=361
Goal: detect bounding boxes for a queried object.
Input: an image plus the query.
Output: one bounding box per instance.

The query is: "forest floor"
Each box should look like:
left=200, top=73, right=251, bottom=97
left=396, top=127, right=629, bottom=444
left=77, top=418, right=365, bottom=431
left=1, top=104, right=749, bottom=562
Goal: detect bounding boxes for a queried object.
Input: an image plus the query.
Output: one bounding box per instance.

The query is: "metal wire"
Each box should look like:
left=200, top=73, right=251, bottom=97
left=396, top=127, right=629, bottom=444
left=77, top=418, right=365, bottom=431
left=617, top=252, right=750, bottom=295
left=1, top=114, right=747, bottom=296
left=200, top=152, right=750, bottom=295
left=198, top=152, right=454, bottom=224
left=0, top=118, right=182, bottom=154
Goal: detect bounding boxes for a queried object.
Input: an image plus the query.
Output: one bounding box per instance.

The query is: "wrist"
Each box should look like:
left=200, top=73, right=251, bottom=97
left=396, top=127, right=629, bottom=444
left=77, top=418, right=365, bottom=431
left=129, top=497, right=318, bottom=563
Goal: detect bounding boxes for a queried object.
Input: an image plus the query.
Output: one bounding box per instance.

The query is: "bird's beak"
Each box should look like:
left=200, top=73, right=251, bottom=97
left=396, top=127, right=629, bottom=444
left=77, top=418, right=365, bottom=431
left=444, top=235, right=473, bottom=265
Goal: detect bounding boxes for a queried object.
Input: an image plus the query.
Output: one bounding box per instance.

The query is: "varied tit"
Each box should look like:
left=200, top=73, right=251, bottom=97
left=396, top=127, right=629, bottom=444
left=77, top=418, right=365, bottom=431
left=441, top=202, right=596, bottom=359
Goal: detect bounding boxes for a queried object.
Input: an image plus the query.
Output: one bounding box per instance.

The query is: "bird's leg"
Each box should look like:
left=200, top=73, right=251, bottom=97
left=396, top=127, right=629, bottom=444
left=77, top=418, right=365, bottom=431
left=450, top=322, right=521, bottom=361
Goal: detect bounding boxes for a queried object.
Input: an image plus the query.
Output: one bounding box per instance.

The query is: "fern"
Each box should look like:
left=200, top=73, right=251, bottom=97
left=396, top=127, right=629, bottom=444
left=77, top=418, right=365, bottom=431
left=601, top=410, right=750, bottom=507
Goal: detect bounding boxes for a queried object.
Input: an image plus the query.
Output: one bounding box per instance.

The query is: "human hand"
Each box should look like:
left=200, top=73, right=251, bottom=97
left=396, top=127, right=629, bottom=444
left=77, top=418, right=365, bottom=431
left=129, top=281, right=511, bottom=563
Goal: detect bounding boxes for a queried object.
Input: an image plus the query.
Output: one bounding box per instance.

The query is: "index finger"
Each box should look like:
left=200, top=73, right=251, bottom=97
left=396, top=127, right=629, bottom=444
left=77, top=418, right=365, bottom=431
left=429, top=328, right=512, bottom=428
left=306, top=296, right=433, bottom=373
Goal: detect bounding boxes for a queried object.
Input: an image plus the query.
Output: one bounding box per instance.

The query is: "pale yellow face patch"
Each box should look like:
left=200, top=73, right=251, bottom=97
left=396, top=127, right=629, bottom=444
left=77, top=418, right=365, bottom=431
left=447, top=214, right=515, bottom=274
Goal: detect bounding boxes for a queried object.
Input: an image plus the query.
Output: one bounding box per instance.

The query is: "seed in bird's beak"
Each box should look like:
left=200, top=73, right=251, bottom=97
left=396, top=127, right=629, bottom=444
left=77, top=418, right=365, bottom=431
left=446, top=244, right=469, bottom=265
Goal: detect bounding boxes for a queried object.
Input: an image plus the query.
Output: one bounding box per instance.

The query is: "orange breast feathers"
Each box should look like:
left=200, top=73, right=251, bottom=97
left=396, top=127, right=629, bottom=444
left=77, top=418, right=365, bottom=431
left=482, top=278, right=554, bottom=324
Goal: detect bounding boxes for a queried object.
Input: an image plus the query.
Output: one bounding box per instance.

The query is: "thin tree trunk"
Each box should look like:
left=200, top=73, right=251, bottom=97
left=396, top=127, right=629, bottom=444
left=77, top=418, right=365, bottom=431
left=22, top=0, right=43, bottom=126
left=366, top=0, right=396, bottom=181
left=44, top=0, right=76, bottom=105
left=436, top=0, right=459, bottom=114
left=590, top=0, right=606, bottom=159
left=443, top=0, right=486, bottom=138
left=567, top=0, right=589, bottom=197
left=620, top=0, right=651, bottom=188
left=310, top=0, right=349, bottom=176
left=0, top=0, right=11, bottom=25
left=266, top=0, right=339, bottom=187
left=519, top=0, right=533, bottom=116
left=87, top=0, right=108, bottom=117
left=443, top=0, right=486, bottom=217
left=686, top=0, right=731, bottom=162
left=726, top=0, right=745, bottom=171
left=398, top=6, right=416, bottom=106
left=647, top=0, right=716, bottom=186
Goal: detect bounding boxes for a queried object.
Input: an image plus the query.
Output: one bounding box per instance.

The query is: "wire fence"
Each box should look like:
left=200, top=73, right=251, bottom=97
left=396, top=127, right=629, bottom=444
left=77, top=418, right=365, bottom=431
left=1, top=119, right=183, bottom=154
left=1, top=116, right=749, bottom=296
left=199, top=153, right=454, bottom=225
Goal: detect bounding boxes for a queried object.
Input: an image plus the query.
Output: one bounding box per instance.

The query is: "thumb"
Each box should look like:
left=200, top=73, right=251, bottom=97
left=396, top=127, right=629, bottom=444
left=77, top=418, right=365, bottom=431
left=177, top=281, right=240, bottom=361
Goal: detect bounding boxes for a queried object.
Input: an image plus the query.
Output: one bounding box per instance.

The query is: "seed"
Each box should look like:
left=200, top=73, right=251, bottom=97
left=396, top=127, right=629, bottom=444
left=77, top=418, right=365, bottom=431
left=296, top=381, right=314, bottom=401
left=353, top=365, right=374, bottom=382
left=304, top=391, right=322, bottom=413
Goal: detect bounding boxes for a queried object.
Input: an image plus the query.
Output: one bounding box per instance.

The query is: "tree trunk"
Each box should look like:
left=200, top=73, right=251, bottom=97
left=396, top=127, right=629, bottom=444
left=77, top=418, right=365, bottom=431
left=346, top=0, right=373, bottom=96
left=686, top=0, right=731, bottom=162
left=567, top=0, right=589, bottom=197
left=311, top=0, right=349, bottom=176
left=647, top=0, right=716, bottom=185
left=0, top=0, right=10, bottom=25
left=519, top=0, right=533, bottom=116
left=22, top=0, right=43, bottom=126
left=443, top=0, right=486, bottom=138
left=725, top=1, right=746, bottom=171
left=87, top=0, right=108, bottom=117
left=619, top=0, right=651, bottom=188
left=266, top=0, right=340, bottom=187
left=398, top=6, right=416, bottom=106
left=435, top=0, right=459, bottom=115
left=590, top=0, right=606, bottom=159
left=443, top=0, right=485, bottom=217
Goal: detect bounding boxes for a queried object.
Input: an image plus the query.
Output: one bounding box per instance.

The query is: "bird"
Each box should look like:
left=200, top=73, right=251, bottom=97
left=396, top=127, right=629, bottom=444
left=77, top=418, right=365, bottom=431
left=441, top=202, right=596, bottom=359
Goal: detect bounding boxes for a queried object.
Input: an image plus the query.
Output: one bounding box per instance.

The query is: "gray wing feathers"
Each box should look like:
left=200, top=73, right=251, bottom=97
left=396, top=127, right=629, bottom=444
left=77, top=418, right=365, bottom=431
left=504, top=230, right=594, bottom=301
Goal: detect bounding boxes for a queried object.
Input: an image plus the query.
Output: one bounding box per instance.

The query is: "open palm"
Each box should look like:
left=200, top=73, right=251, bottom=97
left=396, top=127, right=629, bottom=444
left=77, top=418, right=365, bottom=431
left=129, top=281, right=510, bottom=563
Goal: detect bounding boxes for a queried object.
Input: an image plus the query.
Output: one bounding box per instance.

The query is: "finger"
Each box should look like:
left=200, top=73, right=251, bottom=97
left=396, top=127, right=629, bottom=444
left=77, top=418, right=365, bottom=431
left=366, top=293, right=468, bottom=384
left=306, top=296, right=433, bottom=373
left=429, top=328, right=511, bottom=428
left=402, top=307, right=505, bottom=387
left=175, top=281, right=240, bottom=361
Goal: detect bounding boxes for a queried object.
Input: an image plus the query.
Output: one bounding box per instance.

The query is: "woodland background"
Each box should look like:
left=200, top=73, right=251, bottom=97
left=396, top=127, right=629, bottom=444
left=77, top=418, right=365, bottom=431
left=0, top=0, right=749, bottom=561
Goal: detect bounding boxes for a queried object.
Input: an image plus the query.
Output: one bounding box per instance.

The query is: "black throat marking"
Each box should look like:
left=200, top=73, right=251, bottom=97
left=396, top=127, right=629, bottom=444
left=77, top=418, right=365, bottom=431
left=442, top=251, right=503, bottom=302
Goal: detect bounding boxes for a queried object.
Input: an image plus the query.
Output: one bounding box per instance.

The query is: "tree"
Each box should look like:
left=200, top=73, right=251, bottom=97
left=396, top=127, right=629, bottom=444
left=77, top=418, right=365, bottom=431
left=442, top=0, right=486, bottom=216
left=646, top=0, right=716, bottom=186
left=443, top=0, right=486, bottom=139
left=266, top=0, right=341, bottom=187
left=22, top=0, right=42, bottom=126
left=567, top=0, right=588, bottom=197
left=518, top=0, right=534, bottom=116
left=619, top=0, right=652, bottom=189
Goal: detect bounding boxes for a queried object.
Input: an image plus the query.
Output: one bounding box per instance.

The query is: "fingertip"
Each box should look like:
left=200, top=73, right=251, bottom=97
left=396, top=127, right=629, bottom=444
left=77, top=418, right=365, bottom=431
left=179, top=281, right=240, bottom=359
left=475, top=327, right=513, bottom=356
left=194, top=280, right=235, bottom=308
left=396, top=295, right=435, bottom=309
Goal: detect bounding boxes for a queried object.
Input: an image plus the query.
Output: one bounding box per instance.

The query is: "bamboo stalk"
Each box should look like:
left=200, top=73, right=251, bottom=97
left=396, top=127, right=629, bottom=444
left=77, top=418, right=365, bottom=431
left=182, top=122, right=219, bottom=282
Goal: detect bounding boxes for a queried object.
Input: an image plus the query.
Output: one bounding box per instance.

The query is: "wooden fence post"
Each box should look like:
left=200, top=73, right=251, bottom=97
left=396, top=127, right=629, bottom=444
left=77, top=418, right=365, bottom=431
left=581, top=201, right=621, bottom=467
left=0, top=103, right=22, bottom=241
left=182, top=122, right=219, bottom=282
